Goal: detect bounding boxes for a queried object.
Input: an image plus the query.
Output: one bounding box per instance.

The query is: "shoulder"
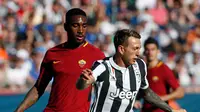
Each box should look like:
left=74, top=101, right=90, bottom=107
left=43, top=43, right=65, bottom=60
left=85, top=42, right=105, bottom=58
left=47, top=43, right=65, bottom=52
left=159, top=61, right=171, bottom=70
left=86, top=43, right=103, bottom=52
left=94, top=57, right=110, bottom=64
left=157, top=61, right=173, bottom=74
left=136, top=58, right=146, bottom=66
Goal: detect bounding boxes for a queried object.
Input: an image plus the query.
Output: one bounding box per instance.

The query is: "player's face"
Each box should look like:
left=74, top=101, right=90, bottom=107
left=144, top=43, right=159, bottom=62
left=67, top=15, right=87, bottom=45
left=122, top=37, right=141, bottom=66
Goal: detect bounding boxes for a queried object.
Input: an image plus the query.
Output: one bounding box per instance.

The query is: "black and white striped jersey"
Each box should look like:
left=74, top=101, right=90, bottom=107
left=90, top=57, right=149, bottom=112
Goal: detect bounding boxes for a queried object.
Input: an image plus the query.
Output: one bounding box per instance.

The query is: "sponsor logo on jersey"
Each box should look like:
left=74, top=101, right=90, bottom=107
left=78, top=59, right=86, bottom=68
left=53, top=60, right=61, bottom=64
left=110, top=88, right=137, bottom=100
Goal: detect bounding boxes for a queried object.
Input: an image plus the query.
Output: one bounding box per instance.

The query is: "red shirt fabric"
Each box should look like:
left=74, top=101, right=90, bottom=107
left=37, top=42, right=105, bottom=112
left=142, top=61, right=179, bottom=112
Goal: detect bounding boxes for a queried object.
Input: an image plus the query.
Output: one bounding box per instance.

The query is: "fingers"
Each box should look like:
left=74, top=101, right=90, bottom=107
left=81, top=69, right=93, bottom=80
left=133, top=101, right=142, bottom=109
left=172, top=109, right=187, bottom=112
left=182, top=109, right=187, bottom=112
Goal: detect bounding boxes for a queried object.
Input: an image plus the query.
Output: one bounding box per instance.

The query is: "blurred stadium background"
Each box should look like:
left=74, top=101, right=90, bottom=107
left=0, top=0, right=200, bottom=111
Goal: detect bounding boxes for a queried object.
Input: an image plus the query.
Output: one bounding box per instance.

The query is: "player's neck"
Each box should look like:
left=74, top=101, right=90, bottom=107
left=148, top=59, right=159, bottom=68
left=113, top=54, right=128, bottom=68
left=65, top=41, right=86, bottom=49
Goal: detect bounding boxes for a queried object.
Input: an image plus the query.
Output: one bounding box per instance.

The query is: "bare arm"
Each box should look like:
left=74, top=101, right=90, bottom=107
left=15, top=87, right=40, bottom=112
left=161, top=87, right=184, bottom=101
left=15, top=70, right=51, bottom=111
left=142, top=87, right=173, bottom=112
left=76, top=69, right=95, bottom=90
left=142, top=87, right=187, bottom=112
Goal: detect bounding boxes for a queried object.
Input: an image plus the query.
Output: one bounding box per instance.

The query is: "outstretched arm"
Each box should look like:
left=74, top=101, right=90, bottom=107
left=142, top=87, right=186, bottom=112
left=15, top=86, right=40, bottom=112
left=76, top=69, right=95, bottom=90
left=160, top=87, right=184, bottom=101
left=15, top=61, right=52, bottom=112
left=15, top=79, right=50, bottom=112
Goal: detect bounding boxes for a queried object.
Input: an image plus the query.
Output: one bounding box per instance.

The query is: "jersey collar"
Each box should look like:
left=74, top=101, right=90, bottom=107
left=109, top=57, right=126, bottom=71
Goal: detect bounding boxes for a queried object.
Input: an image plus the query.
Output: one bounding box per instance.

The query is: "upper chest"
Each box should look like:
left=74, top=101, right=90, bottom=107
left=147, top=67, right=165, bottom=83
left=107, top=65, right=142, bottom=91
left=50, top=50, right=98, bottom=75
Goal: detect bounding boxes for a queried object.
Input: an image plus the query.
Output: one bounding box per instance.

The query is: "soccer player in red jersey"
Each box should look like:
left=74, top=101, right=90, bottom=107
left=15, top=8, right=105, bottom=112
left=135, top=37, right=185, bottom=112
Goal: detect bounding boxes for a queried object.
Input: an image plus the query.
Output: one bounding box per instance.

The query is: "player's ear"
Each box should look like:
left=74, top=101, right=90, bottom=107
left=64, top=23, right=68, bottom=31
left=118, top=45, right=125, bottom=55
left=157, top=49, right=160, bottom=54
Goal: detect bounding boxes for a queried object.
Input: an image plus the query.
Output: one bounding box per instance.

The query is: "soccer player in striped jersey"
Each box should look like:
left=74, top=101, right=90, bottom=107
left=76, top=29, right=186, bottom=112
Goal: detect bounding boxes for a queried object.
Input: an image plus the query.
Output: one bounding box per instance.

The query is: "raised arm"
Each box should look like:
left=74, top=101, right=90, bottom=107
left=141, top=87, right=186, bottom=112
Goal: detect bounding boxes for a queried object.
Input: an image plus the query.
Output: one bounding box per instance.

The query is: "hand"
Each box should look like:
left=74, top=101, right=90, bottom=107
left=160, top=95, right=168, bottom=101
left=172, top=109, right=187, bottom=112
left=81, top=68, right=95, bottom=85
left=133, top=100, right=142, bottom=109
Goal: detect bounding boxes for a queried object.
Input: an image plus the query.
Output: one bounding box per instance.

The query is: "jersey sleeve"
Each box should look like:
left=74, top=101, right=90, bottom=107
left=163, top=65, right=180, bottom=89
left=137, top=59, right=149, bottom=89
left=35, top=50, right=53, bottom=88
left=91, top=60, right=108, bottom=82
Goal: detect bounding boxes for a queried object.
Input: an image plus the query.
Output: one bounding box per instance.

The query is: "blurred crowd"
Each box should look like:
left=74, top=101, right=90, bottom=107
left=0, top=0, right=200, bottom=94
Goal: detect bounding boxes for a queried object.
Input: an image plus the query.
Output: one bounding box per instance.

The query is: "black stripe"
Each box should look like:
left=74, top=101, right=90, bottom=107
left=136, top=59, right=147, bottom=88
left=90, top=84, right=99, bottom=112
left=95, top=62, right=110, bottom=112
left=125, top=66, right=136, bottom=112
left=110, top=69, right=123, bottom=112
left=91, top=61, right=101, bottom=70
left=136, top=59, right=145, bottom=77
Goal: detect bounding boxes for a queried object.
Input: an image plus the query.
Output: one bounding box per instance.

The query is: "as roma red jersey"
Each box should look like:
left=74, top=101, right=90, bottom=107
left=142, top=61, right=179, bottom=112
left=37, top=42, right=105, bottom=112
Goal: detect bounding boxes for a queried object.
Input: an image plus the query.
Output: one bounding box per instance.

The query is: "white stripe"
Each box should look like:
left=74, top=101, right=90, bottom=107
left=140, top=59, right=149, bottom=89
left=101, top=73, right=114, bottom=112
left=92, top=82, right=104, bottom=112
left=92, top=63, right=106, bottom=81
left=118, top=69, right=131, bottom=112
left=134, top=62, right=141, bottom=90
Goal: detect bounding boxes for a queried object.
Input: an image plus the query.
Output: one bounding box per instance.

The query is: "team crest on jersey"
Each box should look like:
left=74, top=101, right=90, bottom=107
left=78, top=59, right=86, bottom=68
left=152, top=76, right=159, bottom=82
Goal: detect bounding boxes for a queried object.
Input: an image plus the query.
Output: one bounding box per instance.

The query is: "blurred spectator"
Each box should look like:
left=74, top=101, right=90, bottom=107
left=29, top=46, right=46, bottom=81
left=43, top=31, right=55, bottom=49
left=149, top=0, right=168, bottom=26
left=6, top=49, right=30, bottom=92
left=0, top=59, right=8, bottom=88
left=165, top=52, right=176, bottom=70
left=45, top=0, right=63, bottom=24
left=0, top=39, right=8, bottom=60
left=186, top=23, right=200, bottom=51
left=189, top=52, right=200, bottom=85
left=174, top=55, right=192, bottom=87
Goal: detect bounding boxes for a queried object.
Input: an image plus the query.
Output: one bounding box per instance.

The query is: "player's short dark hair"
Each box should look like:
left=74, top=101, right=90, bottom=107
left=65, top=8, right=87, bottom=23
left=114, top=29, right=141, bottom=51
left=144, top=37, right=159, bottom=49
